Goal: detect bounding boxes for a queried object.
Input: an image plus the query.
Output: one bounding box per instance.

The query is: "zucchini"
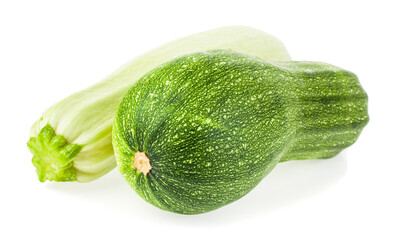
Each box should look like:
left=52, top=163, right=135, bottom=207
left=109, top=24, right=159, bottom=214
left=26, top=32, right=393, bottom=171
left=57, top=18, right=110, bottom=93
left=113, top=50, right=368, bottom=214
left=27, top=26, right=291, bottom=182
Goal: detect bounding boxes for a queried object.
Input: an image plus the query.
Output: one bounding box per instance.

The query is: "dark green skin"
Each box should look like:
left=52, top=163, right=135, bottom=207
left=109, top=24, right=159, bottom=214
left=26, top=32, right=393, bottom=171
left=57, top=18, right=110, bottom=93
left=112, top=50, right=368, bottom=214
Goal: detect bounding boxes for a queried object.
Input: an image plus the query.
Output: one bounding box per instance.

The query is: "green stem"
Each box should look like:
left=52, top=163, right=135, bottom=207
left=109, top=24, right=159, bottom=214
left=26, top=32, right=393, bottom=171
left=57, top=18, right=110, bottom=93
left=27, top=124, right=83, bottom=182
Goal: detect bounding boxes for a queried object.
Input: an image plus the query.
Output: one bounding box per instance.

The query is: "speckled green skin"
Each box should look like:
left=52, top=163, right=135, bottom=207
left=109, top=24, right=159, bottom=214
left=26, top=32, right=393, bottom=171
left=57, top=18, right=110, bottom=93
left=112, top=50, right=368, bottom=214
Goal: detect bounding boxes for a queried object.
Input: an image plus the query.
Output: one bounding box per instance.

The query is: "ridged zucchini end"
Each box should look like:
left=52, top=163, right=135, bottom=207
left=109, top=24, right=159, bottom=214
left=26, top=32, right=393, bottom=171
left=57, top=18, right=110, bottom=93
left=27, top=124, right=83, bottom=182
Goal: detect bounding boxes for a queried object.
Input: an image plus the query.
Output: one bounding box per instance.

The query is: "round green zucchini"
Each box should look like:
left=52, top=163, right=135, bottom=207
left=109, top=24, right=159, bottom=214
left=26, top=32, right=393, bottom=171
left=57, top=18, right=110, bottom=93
left=112, top=50, right=368, bottom=214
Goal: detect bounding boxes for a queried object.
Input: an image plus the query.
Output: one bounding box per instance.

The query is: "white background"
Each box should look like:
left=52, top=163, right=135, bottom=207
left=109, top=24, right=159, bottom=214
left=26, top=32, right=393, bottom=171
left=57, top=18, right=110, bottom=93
left=1, top=0, right=398, bottom=239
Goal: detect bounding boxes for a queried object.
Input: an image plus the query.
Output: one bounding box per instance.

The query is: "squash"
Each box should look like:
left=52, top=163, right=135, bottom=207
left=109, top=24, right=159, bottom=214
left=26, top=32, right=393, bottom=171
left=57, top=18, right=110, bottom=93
left=27, top=26, right=291, bottom=182
left=112, top=50, right=369, bottom=214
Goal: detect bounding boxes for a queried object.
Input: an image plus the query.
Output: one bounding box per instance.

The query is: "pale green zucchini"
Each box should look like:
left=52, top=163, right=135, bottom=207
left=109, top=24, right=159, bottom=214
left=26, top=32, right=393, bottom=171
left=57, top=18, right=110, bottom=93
left=27, top=26, right=291, bottom=182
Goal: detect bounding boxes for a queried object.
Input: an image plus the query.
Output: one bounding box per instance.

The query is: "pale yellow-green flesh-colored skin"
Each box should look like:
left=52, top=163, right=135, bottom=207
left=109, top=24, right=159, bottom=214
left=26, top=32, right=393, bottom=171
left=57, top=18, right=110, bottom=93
left=29, top=26, right=291, bottom=182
